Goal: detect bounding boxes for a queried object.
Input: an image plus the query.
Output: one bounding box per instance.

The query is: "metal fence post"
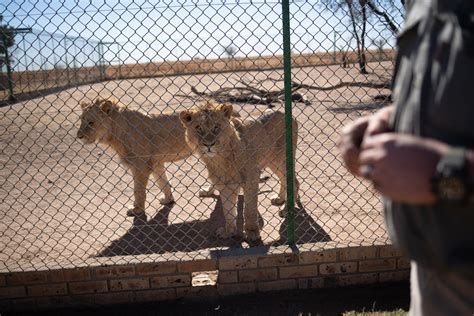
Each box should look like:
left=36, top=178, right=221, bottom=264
left=63, top=37, right=70, bottom=84
left=1, top=33, right=15, bottom=102
left=282, top=0, right=295, bottom=245
left=98, top=41, right=105, bottom=81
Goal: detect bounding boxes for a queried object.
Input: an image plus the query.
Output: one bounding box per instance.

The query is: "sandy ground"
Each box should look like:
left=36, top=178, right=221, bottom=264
left=0, top=62, right=393, bottom=271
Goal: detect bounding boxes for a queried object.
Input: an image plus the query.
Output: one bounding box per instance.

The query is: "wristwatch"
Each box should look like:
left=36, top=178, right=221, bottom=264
left=431, top=147, right=471, bottom=204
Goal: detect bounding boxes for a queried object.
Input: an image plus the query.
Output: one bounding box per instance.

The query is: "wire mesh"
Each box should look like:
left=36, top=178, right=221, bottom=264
left=0, top=29, right=112, bottom=101
left=1, top=0, right=404, bottom=271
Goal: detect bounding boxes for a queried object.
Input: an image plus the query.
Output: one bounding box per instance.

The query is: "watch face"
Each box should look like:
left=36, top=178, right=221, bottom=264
left=438, top=177, right=467, bottom=200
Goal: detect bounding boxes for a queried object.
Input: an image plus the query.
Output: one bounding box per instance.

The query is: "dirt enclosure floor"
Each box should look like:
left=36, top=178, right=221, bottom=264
left=0, top=62, right=393, bottom=271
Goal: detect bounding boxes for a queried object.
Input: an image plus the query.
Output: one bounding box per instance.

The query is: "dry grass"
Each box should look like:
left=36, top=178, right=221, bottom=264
left=3, top=49, right=394, bottom=102
left=110, top=49, right=394, bottom=79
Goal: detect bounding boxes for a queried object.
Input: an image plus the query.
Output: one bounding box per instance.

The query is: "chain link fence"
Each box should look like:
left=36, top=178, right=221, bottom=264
left=0, top=28, right=119, bottom=103
left=1, top=0, right=404, bottom=272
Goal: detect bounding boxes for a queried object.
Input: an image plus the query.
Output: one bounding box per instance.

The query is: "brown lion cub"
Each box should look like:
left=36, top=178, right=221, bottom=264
left=77, top=97, right=212, bottom=216
left=179, top=100, right=299, bottom=241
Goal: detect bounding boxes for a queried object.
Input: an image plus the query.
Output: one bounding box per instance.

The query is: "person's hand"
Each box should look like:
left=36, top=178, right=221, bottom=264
left=338, top=116, right=370, bottom=176
left=364, top=105, right=394, bottom=138
left=338, top=105, right=394, bottom=176
left=359, top=133, right=449, bottom=204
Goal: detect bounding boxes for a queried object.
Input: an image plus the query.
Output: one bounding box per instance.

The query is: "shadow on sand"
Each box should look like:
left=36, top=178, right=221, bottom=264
left=328, top=101, right=389, bottom=114
left=96, top=196, right=331, bottom=258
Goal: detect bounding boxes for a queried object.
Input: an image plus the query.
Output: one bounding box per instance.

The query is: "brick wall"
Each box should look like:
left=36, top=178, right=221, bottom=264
left=0, top=242, right=409, bottom=312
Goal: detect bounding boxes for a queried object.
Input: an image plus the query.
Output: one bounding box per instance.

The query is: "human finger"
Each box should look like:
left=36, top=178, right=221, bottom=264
left=361, top=133, right=397, bottom=150
left=340, top=145, right=362, bottom=176
left=365, top=117, right=390, bottom=137
left=339, top=117, right=369, bottom=148
left=364, top=105, right=394, bottom=136
left=358, top=147, right=384, bottom=166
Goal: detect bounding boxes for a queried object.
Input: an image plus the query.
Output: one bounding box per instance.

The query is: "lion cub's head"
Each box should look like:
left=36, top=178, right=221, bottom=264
left=179, top=100, right=234, bottom=158
left=77, top=97, right=118, bottom=144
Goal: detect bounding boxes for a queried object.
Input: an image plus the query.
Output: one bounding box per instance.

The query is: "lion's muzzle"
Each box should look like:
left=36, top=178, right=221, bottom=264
left=201, top=142, right=217, bottom=157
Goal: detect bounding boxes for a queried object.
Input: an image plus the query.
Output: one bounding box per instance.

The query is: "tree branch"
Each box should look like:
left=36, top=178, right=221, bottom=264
left=366, top=0, right=399, bottom=35
left=180, top=77, right=391, bottom=107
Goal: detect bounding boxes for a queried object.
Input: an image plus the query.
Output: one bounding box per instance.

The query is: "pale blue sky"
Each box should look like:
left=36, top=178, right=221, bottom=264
left=1, top=0, right=403, bottom=71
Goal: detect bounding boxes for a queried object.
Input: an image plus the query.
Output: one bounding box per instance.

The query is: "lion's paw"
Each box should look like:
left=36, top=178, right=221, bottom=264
left=279, top=206, right=288, bottom=218
left=159, top=195, right=175, bottom=205
left=270, top=195, right=286, bottom=206
left=198, top=185, right=216, bottom=198
left=126, top=207, right=145, bottom=217
left=215, top=226, right=236, bottom=239
left=244, top=228, right=261, bottom=241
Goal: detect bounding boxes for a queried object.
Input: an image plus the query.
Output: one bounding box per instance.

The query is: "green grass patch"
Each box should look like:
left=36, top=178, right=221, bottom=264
left=343, top=309, right=408, bottom=316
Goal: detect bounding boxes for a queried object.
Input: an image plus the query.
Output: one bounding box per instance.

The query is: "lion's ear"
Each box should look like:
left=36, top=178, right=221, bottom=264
left=179, top=110, right=194, bottom=126
left=100, top=100, right=115, bottom=114
left=221, top=103, right=233, bottom=119
left=80, top=101, right=89, bottom=109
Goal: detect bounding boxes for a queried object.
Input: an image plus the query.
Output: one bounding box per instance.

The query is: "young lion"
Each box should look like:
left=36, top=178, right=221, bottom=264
left=180, top=100, right=299, bottom=241
left=77, top=97, right=212, bottom=216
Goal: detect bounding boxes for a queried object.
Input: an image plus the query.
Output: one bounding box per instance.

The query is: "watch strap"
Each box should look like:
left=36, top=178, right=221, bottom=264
left=432, top=147, right=470, bottom=204
left=436, top=147, right=467, bottom=177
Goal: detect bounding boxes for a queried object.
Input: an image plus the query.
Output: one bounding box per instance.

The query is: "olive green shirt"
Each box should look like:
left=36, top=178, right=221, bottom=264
left=386, top=0, right=474, bottom=275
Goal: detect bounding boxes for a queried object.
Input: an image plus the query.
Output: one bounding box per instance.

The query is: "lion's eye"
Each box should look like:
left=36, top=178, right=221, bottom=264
left=195, top=126, right=202, bottom=133
left=212, top=125, right=219, bottom=133
left=88, top=121, right=94, bottom=127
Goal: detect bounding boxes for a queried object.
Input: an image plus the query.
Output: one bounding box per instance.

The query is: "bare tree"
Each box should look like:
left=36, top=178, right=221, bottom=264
left=336, top=32, right=353, bottom=68
left=222, top=41, right=238, bottom=59
left=345, top=0, right=368, bottom=73
left=54, top=63, right=65, bottom=70
left=221, top=38, right=238, bottom=70
left=321, top=0, right=404, bottom=74
left=322, top=0, right=368, bottom=73
left=0, top=16, right=15, bottom=58
left=365, top=0, right=399, bottom=35
left=372, top=37, right=388, bottom=61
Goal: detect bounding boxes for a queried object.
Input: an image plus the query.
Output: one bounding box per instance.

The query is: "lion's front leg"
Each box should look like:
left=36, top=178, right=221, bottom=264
left=152, top=164, right=175, bottom=205
left=243, top=172, right=261, bottom=241
left=269, top=161, right=300, bottom=217
left=126, top=167, right=150, bottom=216
left=215, top=184, right=239, bottom=239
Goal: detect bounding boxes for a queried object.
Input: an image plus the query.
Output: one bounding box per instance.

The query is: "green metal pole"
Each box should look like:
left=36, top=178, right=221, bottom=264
left=282, top=0, right=295, bottom=245
left=1, top=34, right=16, bottom=102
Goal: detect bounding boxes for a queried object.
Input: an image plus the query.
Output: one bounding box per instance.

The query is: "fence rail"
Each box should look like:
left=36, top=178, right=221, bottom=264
left=0, top=0, right=404, bottom=272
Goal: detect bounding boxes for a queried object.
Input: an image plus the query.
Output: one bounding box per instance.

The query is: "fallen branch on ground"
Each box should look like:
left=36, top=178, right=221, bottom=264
left=175, top=78, right=391, bottom=107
